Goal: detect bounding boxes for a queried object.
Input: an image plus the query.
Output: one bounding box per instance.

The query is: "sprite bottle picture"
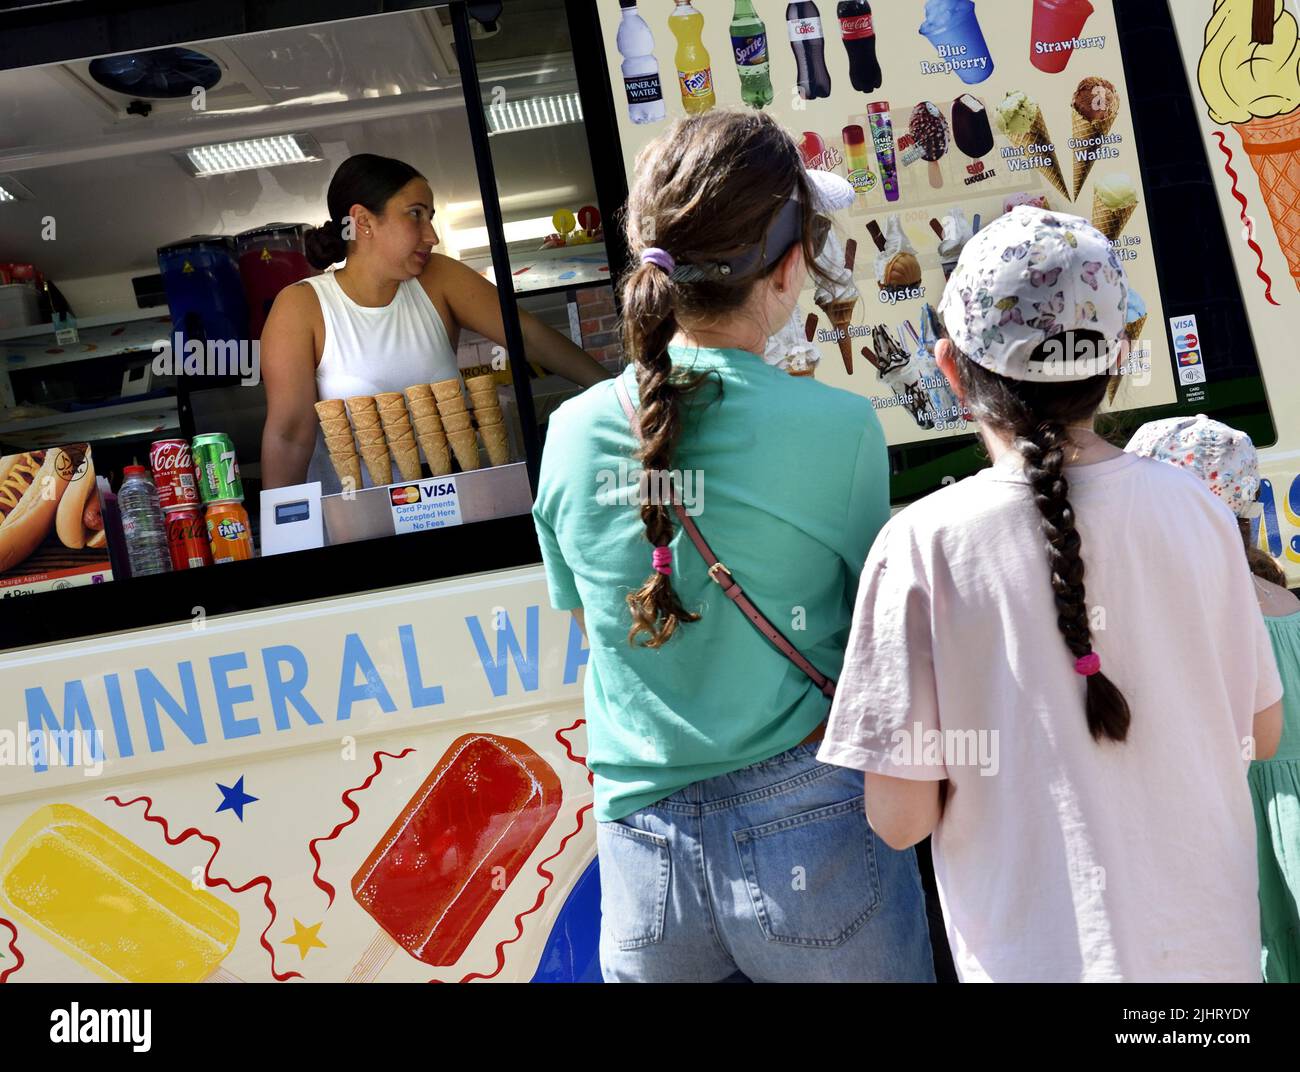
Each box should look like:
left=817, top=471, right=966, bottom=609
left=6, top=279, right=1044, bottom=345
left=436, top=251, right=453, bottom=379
left=731, top=0, right=774, bottom=109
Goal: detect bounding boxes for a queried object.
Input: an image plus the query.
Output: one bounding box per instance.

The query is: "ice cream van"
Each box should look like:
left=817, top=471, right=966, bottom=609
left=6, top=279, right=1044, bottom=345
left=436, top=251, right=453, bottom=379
left=1, top=0, right=1297, bottom=986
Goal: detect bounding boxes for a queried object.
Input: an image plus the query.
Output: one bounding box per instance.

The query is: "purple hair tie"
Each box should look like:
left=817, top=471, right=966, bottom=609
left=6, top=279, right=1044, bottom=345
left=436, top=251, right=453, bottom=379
left=641, top=248, right=675, bottom=275
left=652, top=546, right=673, bottom=576
left=1074, top=652, right=1101, bottom=677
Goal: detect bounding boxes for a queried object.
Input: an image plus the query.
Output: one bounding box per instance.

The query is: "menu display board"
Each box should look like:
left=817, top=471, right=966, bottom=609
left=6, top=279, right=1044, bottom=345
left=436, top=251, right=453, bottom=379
left=597, top=0, right=1176, bottom=447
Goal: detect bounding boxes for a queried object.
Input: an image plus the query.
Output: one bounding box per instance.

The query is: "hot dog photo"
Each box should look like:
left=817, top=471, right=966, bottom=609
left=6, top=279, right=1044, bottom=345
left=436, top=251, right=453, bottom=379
left=0, top=442, right=112, bottom=596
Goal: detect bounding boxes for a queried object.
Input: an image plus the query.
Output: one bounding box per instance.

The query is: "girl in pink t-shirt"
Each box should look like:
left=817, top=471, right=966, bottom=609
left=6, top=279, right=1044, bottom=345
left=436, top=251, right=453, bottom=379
left=819, top=207, right=1284, bottom=981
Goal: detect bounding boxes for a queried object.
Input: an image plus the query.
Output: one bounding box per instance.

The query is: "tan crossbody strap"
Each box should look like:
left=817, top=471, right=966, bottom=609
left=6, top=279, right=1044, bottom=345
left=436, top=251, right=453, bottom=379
left=613, top=373, right=836, bottom=700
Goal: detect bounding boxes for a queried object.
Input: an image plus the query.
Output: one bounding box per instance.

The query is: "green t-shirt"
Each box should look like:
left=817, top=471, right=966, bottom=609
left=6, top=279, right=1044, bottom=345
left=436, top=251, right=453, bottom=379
left=532, top=345, right=890, bottom=821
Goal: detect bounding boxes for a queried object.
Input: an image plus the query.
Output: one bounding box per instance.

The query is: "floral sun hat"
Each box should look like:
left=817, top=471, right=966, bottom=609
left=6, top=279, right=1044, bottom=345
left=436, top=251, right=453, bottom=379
left=1125, top=414, right=1264, bottom=519
left=936, top=205, right=1129, bottom=381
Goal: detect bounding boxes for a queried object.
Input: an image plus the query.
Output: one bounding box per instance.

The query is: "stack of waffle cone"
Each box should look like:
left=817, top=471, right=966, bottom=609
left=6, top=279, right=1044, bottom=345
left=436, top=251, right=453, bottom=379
left=1091, top=194, right=1137, bottom=242
left=403, top=384, right=451, bottom=477
left=1234, top=109, right=1300, bottom=286
left=465, top=374, right=510, bottom=467
left=375, top=393, right=422, bottom=481
left=345, top=396, right=391, bottom=487
left=313, top=399, right=361, bottom=490
left=432, top=378, right=480, bottom=471
left=1006, top=107, right=1069, bottom=201
left=1071, top=78, right=1120, bottom=199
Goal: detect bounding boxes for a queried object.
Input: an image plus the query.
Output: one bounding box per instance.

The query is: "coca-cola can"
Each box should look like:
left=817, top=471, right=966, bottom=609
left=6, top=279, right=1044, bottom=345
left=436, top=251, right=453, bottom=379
left=150, top=439, right=199, bottom=511
left=164, top=506, right=213, bottom=570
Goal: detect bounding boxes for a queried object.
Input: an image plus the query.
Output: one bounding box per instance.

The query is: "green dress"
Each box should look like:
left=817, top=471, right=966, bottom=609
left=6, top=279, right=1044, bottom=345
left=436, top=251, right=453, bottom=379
left=1250, top=610, right=1300, bottom=983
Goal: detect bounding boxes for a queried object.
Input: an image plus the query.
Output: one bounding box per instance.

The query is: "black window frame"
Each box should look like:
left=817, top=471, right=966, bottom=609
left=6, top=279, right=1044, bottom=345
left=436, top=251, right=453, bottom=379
left=0, top=0, right=591, bottom=652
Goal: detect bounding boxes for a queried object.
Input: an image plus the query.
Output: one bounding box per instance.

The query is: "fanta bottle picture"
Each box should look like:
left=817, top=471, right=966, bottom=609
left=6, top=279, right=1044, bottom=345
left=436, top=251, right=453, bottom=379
left=670, top=1, right=715, bottom=114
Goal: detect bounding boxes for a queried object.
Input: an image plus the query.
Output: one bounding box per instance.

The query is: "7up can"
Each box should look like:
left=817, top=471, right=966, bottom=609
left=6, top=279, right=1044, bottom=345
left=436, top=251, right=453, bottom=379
left=192, top=432, right=244, bottom=504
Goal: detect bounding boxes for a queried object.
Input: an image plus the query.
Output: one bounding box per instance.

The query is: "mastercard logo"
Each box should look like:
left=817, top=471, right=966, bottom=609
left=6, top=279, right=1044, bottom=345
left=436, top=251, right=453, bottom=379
left=390, top=486, right=421, bottom=506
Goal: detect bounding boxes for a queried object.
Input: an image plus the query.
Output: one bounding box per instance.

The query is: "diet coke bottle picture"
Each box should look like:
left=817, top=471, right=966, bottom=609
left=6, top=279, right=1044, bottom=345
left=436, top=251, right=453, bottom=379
left=788, top=2, right=832, bottom=101
left=839, top=1, right=883, bottom=92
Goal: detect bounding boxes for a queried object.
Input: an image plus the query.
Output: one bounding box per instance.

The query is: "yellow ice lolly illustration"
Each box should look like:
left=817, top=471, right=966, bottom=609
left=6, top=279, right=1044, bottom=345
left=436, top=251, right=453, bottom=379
left=0, top=804, right=239, bottom=982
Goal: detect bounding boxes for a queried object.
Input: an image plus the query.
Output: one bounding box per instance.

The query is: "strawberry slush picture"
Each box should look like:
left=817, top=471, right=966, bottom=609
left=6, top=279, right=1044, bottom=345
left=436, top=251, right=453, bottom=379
left=1199, top=0, right=1300, bottom=289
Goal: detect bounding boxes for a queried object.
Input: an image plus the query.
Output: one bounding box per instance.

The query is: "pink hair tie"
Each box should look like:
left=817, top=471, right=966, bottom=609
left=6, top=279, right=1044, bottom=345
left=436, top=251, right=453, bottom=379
left=652, top=546, right=673, bottom=576
left=1074, top=652, right=1101, bottom=677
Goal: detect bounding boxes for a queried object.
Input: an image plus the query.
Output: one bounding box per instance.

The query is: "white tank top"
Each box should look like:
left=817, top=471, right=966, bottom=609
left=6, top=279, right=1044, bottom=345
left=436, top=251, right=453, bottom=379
left=302, top=271, right=459, bottom=492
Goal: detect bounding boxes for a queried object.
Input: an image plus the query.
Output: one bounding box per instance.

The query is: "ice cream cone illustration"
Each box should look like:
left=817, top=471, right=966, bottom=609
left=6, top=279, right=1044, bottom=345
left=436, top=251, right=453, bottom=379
left=813, top=229, right=861, bottom=376
left=1071, top=77, right=1121, bottom=198
left=1092, top=173, right=1138, bottom=242
left=1235, top=110, right=1300, bottom=284
left=995, top=90, right=1069, bottom=201
left=1199, top=0, right=1300, bottom=287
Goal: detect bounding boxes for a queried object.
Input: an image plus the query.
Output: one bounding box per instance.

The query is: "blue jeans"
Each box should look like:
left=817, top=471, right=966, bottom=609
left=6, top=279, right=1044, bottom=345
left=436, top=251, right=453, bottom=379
left=596, top=740, right=936, bottom=982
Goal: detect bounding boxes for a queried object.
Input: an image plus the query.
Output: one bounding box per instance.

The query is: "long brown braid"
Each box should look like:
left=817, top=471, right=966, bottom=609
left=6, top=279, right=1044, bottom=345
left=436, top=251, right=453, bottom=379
left=958, top=331, right=1132, bottom=742
left=620, top=110, right=831, bottom=649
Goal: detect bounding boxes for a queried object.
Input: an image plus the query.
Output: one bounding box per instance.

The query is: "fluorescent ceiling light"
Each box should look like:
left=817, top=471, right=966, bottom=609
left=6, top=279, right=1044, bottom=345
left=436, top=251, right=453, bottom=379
left=179, top=133, right=322, bottom=177
left=448, top=215, right=562, bottom=252
left=0, top=176, right=34, bottom=202
left=487, top=92, right=583, bottom=135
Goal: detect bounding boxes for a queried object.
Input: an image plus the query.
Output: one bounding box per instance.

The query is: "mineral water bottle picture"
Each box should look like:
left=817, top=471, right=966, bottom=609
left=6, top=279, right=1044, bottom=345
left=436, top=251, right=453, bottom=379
left=731, top=0, right=774, bottom=110
left=618, top=0, right=666, bottom=124
left=669, top=0, right=716, bottom=114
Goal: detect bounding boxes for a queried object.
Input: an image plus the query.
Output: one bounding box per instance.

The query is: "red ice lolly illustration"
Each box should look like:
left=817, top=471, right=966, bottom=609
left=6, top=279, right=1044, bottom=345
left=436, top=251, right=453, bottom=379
left=348, top=733, right=562, bottom=978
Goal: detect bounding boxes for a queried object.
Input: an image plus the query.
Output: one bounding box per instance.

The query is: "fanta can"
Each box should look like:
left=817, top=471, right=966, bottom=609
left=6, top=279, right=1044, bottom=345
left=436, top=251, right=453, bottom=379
left=669, top=2, right=715, bottom=114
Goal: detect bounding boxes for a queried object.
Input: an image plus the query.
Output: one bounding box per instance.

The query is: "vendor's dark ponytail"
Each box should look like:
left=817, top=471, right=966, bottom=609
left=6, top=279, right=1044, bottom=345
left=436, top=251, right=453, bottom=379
left=304, top=153, right=424, bottom=269
left=957, top=331, right=1132, bottom=743
left=620, top=109, right=829, bottom=649
left=305, top=220, right=347, bottom=269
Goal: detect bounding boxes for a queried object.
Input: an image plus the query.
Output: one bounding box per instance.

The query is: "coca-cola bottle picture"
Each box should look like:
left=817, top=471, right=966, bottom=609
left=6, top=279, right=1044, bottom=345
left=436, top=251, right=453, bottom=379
left=838, top=1, right=882, bottom=93
left=787, top=1, right=832, bottom=101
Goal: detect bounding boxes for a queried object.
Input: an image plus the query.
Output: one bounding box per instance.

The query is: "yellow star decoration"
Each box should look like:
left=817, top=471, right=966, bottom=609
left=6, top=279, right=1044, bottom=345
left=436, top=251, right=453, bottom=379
left=281, top=919, right=327, bottom=960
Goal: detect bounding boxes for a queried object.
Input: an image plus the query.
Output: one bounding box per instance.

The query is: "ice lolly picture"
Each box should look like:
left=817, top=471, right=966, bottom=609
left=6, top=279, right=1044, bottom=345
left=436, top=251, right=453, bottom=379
left=952, top=94, right=994, bottom=159
left=0, top=804, right=240, bottom=982
left=866, top=102, right=900, bottom=202
left=349, top=733, right=561, bottom=978
left=909, top=102, right=950, bottom=188
left=842, top=125, right=877, bottom=197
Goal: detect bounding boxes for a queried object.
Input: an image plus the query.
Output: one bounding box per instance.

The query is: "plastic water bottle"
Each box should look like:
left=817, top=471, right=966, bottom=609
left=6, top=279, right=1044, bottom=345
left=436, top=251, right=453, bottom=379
left=617, top=0, right=667, bottom=124
left=118, top=465, right=172, bottom=577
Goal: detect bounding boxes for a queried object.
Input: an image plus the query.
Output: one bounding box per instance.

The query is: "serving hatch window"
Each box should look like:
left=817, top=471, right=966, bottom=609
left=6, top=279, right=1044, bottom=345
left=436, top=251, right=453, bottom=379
left=0, top=1, right=612, bottom=608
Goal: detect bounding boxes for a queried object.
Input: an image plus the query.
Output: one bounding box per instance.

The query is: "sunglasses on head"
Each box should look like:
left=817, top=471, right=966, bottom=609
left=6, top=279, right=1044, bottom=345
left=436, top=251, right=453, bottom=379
left=669, top=197, right=831, bottom=283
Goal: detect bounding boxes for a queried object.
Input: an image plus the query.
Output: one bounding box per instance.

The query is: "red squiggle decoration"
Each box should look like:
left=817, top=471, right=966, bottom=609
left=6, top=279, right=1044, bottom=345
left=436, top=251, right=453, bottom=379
left=308, top=748, right=416, bottom=908
left=0, top=916, right=24, bottom=982
left=1215, top=130, right=1281, bottom=306
left=105, top=794, right=300, bottom=982
left=430, top=720, right=594, bottom=984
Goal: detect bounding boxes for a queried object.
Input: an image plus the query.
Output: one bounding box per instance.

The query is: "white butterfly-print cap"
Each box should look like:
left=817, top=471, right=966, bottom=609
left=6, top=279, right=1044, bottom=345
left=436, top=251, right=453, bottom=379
left=936, top=205, right=1130, bottom=382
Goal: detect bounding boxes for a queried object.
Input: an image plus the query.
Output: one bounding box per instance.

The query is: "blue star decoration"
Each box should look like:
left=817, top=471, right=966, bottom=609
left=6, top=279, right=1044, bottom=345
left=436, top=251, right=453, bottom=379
left=216, top=776, right=259, bottom=821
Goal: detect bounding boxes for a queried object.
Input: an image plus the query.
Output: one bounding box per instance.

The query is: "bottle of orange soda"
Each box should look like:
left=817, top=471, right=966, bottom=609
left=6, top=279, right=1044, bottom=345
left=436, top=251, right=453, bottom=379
left=669, top=1, right=715, bottom=114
